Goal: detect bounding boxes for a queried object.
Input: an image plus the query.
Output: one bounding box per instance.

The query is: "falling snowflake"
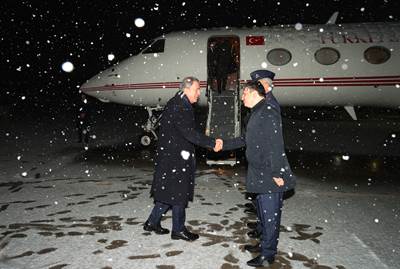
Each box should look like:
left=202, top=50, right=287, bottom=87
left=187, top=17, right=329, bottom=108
left=108, top=54, right=115, bottom=61
left=181, top=150, right=190, bottom=160
left=61, top=61, right=74, bottom=72
left=295, top=23, right=303, bottom=30
left=134, top=18, right=145, bottom=28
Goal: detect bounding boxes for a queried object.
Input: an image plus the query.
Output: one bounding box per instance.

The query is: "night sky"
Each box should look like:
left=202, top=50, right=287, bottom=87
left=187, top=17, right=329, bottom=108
left=1, top=0, right=400, bottom=106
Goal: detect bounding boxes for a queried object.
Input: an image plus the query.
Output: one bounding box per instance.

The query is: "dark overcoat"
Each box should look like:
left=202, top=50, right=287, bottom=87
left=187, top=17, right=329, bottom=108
left=224, top=92, right=296, bottom=193
left=150, top=92, right=215, bottom=205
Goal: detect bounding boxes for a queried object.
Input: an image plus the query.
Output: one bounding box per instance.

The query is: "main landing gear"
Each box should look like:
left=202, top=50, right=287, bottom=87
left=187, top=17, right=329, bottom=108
left=139, top=106, right=163, bottom=147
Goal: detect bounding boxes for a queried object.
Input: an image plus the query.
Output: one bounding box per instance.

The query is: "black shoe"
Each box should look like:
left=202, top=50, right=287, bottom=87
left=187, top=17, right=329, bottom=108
left=171, top=228, right=199, bottom=241
left=244, top=202, right=254, bottom=209
left=143, top=221, right=169, bottom=234
left=247, top=229, right=261, bottom=239
left=246, top=222, right=258, bottom=230
left=244, top=207, right=257, bottom=214
left=247, top=255, right=274, bottom=267
left=244, top=243, right=261, bottom=253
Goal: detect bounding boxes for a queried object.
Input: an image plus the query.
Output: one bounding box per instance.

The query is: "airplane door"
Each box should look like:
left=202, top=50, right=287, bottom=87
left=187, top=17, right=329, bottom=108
left=207, top=36, right=240, bottom=96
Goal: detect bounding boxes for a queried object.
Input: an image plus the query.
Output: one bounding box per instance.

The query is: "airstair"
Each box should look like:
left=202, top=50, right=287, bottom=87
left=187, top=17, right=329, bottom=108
left=205, top=88, right=241, bottom=166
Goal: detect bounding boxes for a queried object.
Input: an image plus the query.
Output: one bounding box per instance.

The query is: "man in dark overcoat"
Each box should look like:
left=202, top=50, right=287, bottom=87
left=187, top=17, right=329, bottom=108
left=222, top=70, right=296, bottom=267
left=144, top=76, right=222, bottom=241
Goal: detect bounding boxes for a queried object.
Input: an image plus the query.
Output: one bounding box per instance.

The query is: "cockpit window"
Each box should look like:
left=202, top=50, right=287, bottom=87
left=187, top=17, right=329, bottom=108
left=142, top=39, right=165, bottom=54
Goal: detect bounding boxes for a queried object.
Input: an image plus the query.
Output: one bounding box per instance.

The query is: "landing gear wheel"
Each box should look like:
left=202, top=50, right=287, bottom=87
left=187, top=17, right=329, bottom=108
left=140, top=133, right=152, bottom=147
left=139, top=106, right=163, bottom=147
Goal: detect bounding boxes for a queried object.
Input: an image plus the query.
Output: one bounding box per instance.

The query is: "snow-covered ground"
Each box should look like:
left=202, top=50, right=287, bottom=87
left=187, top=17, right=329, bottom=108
left=1, top=105, right=399, bottom=269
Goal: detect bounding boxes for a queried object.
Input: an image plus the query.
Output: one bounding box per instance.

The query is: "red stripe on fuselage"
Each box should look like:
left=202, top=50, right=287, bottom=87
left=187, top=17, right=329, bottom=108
left=81, top=75, right=400, bottom=92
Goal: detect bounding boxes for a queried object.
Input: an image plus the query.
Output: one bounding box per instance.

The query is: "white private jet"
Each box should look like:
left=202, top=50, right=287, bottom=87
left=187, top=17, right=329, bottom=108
left=80, top=13, right=400, bottom=159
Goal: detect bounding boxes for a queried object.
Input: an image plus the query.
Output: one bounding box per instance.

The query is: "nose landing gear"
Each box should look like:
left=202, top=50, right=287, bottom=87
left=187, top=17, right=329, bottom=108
left=139, top=106, right=163, bottom=147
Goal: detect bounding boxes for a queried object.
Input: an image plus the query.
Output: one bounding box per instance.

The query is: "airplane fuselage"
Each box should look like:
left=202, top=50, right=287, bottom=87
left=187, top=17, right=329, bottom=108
left=81, top=22, right=400, bottom=108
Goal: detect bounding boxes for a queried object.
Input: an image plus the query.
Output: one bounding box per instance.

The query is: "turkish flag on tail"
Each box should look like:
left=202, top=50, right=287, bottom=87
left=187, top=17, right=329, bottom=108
left=246, top=35, right=265, bottom=45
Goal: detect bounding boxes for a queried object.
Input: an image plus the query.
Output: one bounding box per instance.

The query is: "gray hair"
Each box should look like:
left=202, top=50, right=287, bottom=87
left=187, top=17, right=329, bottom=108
left=180, top=76, right=200, bottom=90
left=260, top=78, right=274, bottom=88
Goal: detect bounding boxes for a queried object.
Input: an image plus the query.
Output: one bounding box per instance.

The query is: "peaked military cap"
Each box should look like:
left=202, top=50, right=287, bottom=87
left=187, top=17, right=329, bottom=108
left=250, top=69, right=275, bottom=81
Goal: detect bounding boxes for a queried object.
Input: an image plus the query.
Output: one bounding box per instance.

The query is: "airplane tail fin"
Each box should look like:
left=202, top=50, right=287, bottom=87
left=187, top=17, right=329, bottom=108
left=326, top=12, right=339, bottom=24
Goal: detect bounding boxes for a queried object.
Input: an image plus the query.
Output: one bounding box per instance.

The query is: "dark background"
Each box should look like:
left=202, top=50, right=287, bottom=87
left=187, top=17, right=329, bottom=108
left=1, top=0, right=399, bottom=107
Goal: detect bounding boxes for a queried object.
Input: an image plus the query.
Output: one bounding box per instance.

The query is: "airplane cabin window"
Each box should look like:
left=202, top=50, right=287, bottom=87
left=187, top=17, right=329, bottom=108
left=142, top=39, right=165, bottom=54
left=364, top=46, right=391, bottom=64
left=267, top=48, right=292, bottom=66
left=314, top=47, right=340, bottom=65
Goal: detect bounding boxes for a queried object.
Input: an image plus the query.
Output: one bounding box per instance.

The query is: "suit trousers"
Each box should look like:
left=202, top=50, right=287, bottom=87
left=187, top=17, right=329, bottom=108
left=251, top=198, right=262, bottom=233
left=147, top=201, right=186, bottom=232
left=256, top=192, right=283, bottom=257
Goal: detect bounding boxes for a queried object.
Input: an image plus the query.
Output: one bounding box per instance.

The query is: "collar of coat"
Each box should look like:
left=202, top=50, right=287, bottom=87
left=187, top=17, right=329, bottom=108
left=176, top=90, right=192, bottom=109
left=265, top=91, right=274, bottom=101
left=250, top=98, right=266, bottom=114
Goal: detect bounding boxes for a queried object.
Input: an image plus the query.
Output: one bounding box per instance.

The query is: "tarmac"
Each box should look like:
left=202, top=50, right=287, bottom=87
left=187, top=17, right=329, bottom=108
left=0, top=104, right=399, bottom=269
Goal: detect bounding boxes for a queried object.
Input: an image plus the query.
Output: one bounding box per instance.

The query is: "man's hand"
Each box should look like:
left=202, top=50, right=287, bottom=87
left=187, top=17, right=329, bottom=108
left=214, top=138, right=223, bottom=152
left=273, top=177, right=284, bottom=187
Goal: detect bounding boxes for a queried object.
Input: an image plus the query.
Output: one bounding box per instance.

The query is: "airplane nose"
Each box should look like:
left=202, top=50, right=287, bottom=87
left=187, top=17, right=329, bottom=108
left=80, top=81, right=89, bottom=94
left=79, top=77, right=111, bottom=103
left=80, top=79, right=97, bottom=96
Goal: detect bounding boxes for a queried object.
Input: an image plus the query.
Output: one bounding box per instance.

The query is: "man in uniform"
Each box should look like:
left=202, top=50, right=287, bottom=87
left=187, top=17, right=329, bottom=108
left=223, top=70, right=296, bottom=266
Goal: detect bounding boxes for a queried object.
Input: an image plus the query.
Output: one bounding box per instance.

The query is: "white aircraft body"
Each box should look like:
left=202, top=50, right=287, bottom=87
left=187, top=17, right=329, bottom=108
left=81, top=21, right=400, bottom=106
left=80, top=17, right=400, bottom=155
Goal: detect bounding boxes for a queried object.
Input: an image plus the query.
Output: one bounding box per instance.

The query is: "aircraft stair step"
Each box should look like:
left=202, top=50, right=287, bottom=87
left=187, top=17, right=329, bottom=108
left=209, top=95, right=236, bottom=139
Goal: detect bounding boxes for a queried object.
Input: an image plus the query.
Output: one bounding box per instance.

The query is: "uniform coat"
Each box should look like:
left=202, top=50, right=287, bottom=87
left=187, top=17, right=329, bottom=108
left=151, top=92, right=215, bottom=206
left=224, top=92, right=296, bottom=193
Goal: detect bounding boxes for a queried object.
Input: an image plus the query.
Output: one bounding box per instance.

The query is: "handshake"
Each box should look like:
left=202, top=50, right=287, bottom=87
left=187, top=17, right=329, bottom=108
left=213, top=138, right=223, bottom=152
